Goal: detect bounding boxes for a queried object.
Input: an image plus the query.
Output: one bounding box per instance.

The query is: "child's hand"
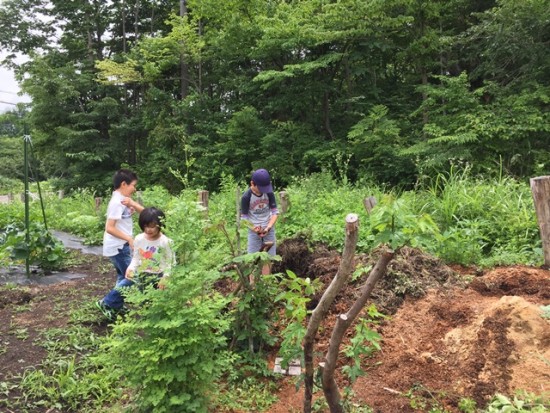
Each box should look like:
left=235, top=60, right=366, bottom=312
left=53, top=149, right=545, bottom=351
left=122, top=197, right=134, bottom=208
left=158, top=277, right=167, bottom=290
left=125, top=269, right=135, bottom=280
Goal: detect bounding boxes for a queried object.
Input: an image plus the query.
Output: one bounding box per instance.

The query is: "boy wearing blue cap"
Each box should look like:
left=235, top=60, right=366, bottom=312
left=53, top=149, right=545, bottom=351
left=240, top=168, right=279, bottom=275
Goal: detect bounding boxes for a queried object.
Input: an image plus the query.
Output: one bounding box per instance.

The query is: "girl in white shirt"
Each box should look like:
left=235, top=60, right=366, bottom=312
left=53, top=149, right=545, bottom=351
left=125, top=207, right=176, bottom=290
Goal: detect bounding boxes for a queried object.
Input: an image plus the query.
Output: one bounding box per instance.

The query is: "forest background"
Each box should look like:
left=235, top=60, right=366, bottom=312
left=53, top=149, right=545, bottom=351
left=0, top=0, right=548, bottom=194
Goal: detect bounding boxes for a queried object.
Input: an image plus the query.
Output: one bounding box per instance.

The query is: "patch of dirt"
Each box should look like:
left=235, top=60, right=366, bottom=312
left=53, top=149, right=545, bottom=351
left=0, top=288, right=33, bottom=309
left=0, top=252, right=112, bottom=384
left=267, top=240, right=550, bottom=412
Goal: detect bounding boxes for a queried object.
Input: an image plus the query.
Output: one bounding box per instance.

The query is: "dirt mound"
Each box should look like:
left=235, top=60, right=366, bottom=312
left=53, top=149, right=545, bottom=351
left=269, top=239, right=550, bottom=412
left=276, top=240, right=465, bottom=314
left=272, top=236, right=313, bottom=277
left=352, top=284, right=550, bottom=412
left=470, top=266, right=550, bottom=300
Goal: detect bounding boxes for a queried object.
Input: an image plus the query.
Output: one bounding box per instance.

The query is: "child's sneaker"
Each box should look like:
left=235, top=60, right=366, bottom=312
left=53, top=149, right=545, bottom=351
left=95, top=300, right=115, bottom=321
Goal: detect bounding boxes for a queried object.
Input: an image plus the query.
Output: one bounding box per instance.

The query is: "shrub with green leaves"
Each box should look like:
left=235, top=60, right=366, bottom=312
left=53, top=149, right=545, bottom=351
left=100, top=268, right=230, bottom=413
left=0, top=222, right=66, bottom=271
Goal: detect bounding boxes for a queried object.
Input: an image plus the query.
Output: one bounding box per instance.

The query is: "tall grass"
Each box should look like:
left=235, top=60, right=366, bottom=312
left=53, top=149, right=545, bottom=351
left=407, top=169, right=540, bottom=266
left=0, top=170, right=542, bottom=267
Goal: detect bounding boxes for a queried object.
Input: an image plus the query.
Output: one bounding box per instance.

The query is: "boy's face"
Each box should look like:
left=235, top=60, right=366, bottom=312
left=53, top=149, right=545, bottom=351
left=250, top=181, right=262, bottom=196
left=119, top=180, right=137, bottom=197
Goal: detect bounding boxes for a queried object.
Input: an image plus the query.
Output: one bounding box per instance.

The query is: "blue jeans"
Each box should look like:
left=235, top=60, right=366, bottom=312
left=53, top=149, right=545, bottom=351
left=108, top=243, right=132, bottom=284
left=102, top=273, right=163, bottom=310
left=247, top=228, right=276, bottom=255
left=102, top=278, right=134, bottom=310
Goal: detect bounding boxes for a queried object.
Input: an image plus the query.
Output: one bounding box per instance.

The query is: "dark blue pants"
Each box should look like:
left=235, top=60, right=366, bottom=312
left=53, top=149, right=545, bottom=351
left=103, top=273, right=163, bottom=310
left=108, top=243, right=132, bottom=285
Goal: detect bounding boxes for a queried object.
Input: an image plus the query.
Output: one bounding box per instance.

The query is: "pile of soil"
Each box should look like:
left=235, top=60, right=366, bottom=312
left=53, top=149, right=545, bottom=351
left=268, top=239, right=550, bottom=412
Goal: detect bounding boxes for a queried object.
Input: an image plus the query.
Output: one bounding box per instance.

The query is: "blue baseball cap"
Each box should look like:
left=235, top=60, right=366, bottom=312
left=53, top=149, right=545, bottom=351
left=251, top=169, right=273, bottom=193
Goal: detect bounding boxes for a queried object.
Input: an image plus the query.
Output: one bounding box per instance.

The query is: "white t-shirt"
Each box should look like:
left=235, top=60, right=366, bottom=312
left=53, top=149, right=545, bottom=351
left=127, top=233, right=175, bottom=277
left=102, top=190, right=134, bottom=257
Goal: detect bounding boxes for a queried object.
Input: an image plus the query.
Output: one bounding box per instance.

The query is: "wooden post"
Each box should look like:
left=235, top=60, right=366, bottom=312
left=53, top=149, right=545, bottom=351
left=279, top=191, right=290, bottom=214
left=136, top=190, right=143, bottom=205
left=303, top=213, right=359, bottom=413
left=321, top=248, right=395, bottom=412
left=95, top=197, right=102, bottom=212
left=198, top=190, right=209, bottom=215
left=530, top=176, right=550, bottom=266
left=363, top=196, right=377, bottom=213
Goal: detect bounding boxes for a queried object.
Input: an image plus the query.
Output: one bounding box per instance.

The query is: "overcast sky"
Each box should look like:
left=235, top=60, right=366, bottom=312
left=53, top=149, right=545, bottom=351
left=0, top=51, right=31, bottom=113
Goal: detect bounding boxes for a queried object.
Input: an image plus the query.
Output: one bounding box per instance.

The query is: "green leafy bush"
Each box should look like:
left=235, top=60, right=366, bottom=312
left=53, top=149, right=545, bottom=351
left=100, top=268, right=230, bottom=413
left=0, top=222, right=66, bottom=271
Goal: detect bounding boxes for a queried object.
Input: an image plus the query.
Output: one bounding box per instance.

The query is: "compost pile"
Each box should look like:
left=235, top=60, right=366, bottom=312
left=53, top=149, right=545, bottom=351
left=270, top=240, right=550, bottom=412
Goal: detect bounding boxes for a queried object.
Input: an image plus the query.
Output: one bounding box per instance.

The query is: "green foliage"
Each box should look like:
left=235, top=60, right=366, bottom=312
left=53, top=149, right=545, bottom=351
left=2, top=0, right=550, bottom=191
left=279, top=172, right=381, bottom=249
left=229, top=252, right=281, bottom=353
left=484, top=391, right=549, bottom=413
left=44, top=189, right=105, bottom=245
left=162, top=190, right=210, bottom=266
left=0, top=137, right=24, bottom=181
left=0, top=222, right=66, bottom=271
left=348, top=105, right=414, bottom=186
left=0, top=175, right=22, bottom=193
left=409, top=168, right=541, bottom=265
left=0, top=310, right=120, bottom=412
left=405, top=383, right=452, bottom=413
left=366, top=195, right=440, bottom=251
left=276, top=270, right=321, bottom=367
left=342, top=305, right=386, bottom=384
left=100, top=268, right=230, bottom=413
left=458, top=397, right=477, bottom=413
left=215, top=376, right=278, bottom=412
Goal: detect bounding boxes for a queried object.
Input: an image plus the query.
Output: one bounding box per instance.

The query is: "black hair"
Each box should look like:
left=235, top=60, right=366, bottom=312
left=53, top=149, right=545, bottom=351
left=138, top=207, right=166, bottom=231
left=113, top=169, right=138, bottom=190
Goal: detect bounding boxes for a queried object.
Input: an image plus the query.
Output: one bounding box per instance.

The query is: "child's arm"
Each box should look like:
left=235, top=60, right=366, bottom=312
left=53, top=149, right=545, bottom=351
left=261, top=192, right=279, bottom=235
left=122, top=197, right=144, bottom=213
left=105, top=219, right=134, bottom=248
left=125, top=239, right=141, bottom=279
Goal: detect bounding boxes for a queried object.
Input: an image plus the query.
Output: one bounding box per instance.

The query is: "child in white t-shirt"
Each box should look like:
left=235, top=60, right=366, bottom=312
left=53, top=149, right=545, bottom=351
left=96, top=207, right=175, bottom=320
left=125, top=207, right=176, bottom=290
left=102, top=169, right=144, bottom=284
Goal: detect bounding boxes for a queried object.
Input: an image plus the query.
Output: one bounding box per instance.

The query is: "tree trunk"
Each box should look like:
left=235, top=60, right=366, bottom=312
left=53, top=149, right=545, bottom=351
left=303, top=213, right=359, bottom=413
left=322, top=90, right=335, bottom=140
left=530, top=176, right=550, bottom=266
left=180, top=0, right=189, bottom=100
left=322, top=249, right=395, bottom=412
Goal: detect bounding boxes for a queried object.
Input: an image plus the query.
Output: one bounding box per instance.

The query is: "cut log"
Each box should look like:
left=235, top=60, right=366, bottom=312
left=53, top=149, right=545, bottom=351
left=530, top=176, right=550, bottom=266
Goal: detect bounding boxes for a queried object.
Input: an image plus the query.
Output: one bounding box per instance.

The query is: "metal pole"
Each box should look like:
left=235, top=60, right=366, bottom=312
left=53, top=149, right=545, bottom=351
left=24, top=125, right=30, bottom=277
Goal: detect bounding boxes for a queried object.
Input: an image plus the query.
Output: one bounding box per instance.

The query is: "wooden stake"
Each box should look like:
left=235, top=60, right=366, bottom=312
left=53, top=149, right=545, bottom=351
left=198, top=190, right=209, bottom=215
left=279, top=191, right=290, bottom=214
left=530, top=176, right=550, bottom=266
left=363, top=196, right=377, bottom=214
left=303, top=213, right=359, bottom=413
